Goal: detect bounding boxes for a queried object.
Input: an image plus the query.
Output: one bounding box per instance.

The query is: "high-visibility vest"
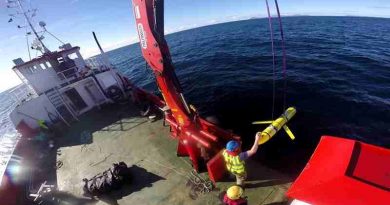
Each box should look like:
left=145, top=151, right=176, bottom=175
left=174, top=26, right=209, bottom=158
left=222, top=149, right=245, bottom=175
left=37, top=120, right=49, bottom=130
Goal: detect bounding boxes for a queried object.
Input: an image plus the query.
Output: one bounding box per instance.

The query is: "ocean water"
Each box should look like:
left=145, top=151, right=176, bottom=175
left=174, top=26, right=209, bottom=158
left=0, top=90, right=20, bottom=179
left=1, top=16, right=389, bottom=175
left=0, top=91, right=19, bottom=141
left=107, top=16, right=390, bottom=174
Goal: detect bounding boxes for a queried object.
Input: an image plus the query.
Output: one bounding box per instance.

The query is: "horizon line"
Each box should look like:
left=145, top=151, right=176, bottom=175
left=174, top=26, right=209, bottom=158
left=1, top=14, right=388, bottom=92
left=93, top=14, right=389, bottom=57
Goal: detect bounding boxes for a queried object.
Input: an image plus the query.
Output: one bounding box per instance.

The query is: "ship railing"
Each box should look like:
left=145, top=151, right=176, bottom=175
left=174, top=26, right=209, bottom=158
left=8, top=84, right=37, bottom=105
left=56, top=66, right=78, bottom=85
left=56, top=66, right=112, bottom=88
left=85, top=55, right=113, bottom=71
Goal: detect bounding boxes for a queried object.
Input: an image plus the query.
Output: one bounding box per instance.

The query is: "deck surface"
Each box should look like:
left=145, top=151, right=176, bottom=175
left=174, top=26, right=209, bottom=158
left=55, top=103, right=291, bottom=205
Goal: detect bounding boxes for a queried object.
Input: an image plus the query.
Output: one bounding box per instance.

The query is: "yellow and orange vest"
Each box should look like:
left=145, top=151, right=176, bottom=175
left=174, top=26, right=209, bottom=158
left=222, top=149, right=246, bottom=175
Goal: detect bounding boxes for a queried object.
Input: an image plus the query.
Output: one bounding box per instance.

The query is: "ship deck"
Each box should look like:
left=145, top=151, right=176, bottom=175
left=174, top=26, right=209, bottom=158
left=52, top=102, right=291, bottom=205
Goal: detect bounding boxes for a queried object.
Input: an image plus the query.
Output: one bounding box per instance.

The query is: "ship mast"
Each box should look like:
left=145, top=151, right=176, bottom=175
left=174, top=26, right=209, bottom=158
left=16, top=0, right=49, bottom=53
left=7, top=0, right=50, bottom=54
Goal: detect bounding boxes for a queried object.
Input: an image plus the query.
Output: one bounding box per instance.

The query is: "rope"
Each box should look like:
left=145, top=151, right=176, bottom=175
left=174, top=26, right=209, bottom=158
left=274, top=0, right=288, bottom=110
left=26, top=34, right=31, bottom=60
left=25, top=26, right=31, bottom=60
left=45, top=29, right=66, bottom=45
left=142, top=159, right=213, bottom=199
left=265, top=0, right=276, bottom=120
left=187, top=170, right=213, bottom=199
left=143, top=158, right=188, bottom=177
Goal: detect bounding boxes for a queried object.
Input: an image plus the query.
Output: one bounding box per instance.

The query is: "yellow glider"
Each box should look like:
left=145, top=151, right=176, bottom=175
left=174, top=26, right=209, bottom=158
left=252, top=107, right=296, bottom=145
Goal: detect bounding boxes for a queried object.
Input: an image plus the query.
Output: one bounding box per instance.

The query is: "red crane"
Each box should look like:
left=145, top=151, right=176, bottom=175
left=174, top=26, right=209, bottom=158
left=131, top=0, right=239, bottom=181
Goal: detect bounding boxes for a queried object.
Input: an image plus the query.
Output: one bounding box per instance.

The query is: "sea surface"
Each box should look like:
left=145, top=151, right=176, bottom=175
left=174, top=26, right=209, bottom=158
left=1, top=16, right=390, bottom=175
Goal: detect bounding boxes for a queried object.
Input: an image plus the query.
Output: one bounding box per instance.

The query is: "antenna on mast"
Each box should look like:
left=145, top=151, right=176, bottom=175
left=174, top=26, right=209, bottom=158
left=6, top=0, right=50, bottom=54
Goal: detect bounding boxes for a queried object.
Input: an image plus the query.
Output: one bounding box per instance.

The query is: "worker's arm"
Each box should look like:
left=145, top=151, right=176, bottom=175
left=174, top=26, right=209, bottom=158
left=244, top=133, right=262, bottom=158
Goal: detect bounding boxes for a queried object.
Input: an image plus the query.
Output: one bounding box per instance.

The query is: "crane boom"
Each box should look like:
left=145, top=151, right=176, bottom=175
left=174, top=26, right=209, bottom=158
left=131, top=0, right=239, bottom=177
left=132, top=0, right=191, bottom=125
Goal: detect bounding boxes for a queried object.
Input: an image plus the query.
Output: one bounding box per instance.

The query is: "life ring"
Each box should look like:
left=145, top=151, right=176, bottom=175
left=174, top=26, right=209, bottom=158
left=106, top=85, right=123, bottom=102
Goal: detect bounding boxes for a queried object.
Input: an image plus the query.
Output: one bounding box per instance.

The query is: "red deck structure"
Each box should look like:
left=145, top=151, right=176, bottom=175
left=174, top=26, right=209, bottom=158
left=131, top=0, right=239, bottom=180
left=287, top=136, right=390, bottom=205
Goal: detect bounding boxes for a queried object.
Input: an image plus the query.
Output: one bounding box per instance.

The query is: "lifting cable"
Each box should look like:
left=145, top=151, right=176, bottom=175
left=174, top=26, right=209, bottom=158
left=264, top=0, right=288, bottom=118
left=274, top=0, right=288, bottom=110
left=265, top=0, right=276, bottom=120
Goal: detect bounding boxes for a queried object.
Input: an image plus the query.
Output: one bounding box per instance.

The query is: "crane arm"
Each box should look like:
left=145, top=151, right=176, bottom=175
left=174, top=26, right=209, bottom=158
left=132, top=0, right=191, bottom=126
left=131, top=0, right=240, bottom=178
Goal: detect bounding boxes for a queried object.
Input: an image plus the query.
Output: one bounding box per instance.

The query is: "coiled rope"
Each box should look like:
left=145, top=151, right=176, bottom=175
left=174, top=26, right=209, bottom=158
left=143, top=159, right=213, bottom=199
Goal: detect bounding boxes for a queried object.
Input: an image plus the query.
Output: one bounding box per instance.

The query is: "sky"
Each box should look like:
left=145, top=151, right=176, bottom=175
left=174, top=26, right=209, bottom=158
left=0, top=0, right=389, bottom=92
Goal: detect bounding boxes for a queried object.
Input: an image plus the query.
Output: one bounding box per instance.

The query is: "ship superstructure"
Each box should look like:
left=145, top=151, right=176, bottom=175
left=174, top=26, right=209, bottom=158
left=3, top=0, right=129, bottom=191
left=10, top=44, right=125, bottom=130
left=6, top=0, right=127, bottom=132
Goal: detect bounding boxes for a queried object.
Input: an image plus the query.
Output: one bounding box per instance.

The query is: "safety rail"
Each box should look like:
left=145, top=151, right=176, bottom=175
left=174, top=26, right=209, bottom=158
left=56, top=67, right=78, bottom=85
left=8, top=84, right=37, bottom=105
left=85, top=55, right=112, bottom=71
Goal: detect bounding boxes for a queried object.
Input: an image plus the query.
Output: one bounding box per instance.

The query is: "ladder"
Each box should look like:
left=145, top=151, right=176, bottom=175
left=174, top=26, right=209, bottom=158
left=45, top=87, right=78, bottom=126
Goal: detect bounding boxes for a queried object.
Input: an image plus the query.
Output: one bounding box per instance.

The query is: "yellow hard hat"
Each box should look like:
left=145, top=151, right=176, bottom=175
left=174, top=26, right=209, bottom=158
left=227, top=185, right=243, bottom=200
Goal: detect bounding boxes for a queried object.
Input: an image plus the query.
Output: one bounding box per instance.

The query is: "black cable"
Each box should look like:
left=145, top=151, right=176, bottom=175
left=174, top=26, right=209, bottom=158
left=274, top=0, right=288, bottom=110
left=265, top=0, right=276, bottom=120
left=45, top=29, right=65, bottom=45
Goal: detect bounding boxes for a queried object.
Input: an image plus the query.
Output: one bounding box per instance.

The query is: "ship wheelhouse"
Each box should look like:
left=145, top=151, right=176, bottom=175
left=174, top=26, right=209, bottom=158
left=9, top=43, right=127, bottom=132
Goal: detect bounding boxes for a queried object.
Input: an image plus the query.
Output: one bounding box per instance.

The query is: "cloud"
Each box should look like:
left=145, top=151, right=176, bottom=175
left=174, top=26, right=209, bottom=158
left=166, top=15, right=259, bottom=34
left=0, top=69, right=21, bottom=93
left=81, top=36, right=138, bottom=58
left=9, top=35, right=22, bottom=41
left=50, top=18, right=78, bottom=30
left=0, top=1, right=7, bottom=8
left=105, top=37, right=138, bottom=50
left=371, top=6, right=390, bottom=10
left=209, top=19, right=218, bottom=24
left=70, top=0, right=80, bottom=4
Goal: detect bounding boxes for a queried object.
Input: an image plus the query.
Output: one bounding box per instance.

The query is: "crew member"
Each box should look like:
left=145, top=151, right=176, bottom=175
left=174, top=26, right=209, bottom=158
left=78, top=65, right=92, bottom=78
left=222, top=185, right=248, bottom=205
left=222, top=133, right=261, bottom=187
